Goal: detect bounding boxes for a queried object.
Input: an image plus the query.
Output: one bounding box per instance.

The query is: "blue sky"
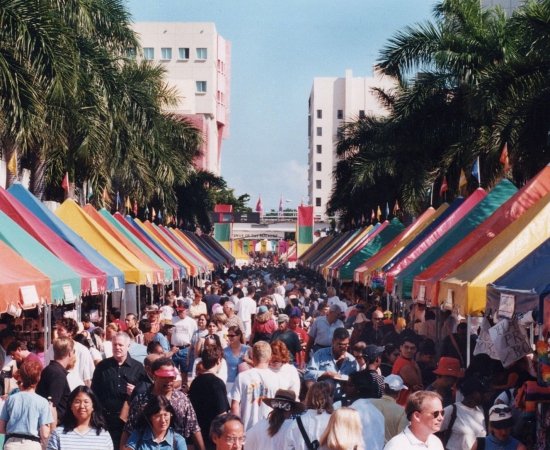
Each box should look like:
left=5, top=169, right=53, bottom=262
left=126, top=0, right=437, bottom=211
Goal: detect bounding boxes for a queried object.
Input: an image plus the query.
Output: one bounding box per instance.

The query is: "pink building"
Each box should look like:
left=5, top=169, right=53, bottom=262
left=131, top=22, right=231, bottom=175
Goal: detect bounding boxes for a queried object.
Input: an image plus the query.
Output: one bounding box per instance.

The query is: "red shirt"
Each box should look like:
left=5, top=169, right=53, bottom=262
left=292, top=326, right=309, bottom=344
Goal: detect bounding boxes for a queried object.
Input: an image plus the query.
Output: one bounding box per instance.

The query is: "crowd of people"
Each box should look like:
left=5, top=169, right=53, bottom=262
left=0, top=262, right=537, bottom=450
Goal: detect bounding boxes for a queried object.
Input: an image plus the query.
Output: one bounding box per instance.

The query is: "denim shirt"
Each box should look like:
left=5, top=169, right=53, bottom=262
left=125, top=427, right=187, bottom=450
left=305, top=347, right=356, bottom=400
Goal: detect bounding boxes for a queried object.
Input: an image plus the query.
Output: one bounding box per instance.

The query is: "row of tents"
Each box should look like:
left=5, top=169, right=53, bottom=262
left=299, top=164, right=550, bottom=319
left=0, top=183, right=234, bottom=314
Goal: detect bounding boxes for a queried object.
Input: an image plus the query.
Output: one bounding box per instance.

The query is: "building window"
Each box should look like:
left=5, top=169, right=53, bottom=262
left=196, top=48, right=207, bottom=59
left=161, top=48, right=172, bottom=60
left=196, top=81, right=207, bottom=93
left=308, top=116, right=311, bottom=137
left=316, top=162, right=322, bottom=171
left=359, top=110, right=365, bottom=119
left=316, top=180, right=322, bottom=189
left=316, top=198, right=322, bottom=207
left=316, top=145, right=322, bottom=154
left=337, top=110, right=343, bottom=119
left=337, top=129, right=343, bottom=139
left=178, top=48, right=189, bottom=60
left=317, top=110, right=322, bottom=119
left=143, top=47, right=154, bottom=60
left=316, top=127, right=322, bottom=136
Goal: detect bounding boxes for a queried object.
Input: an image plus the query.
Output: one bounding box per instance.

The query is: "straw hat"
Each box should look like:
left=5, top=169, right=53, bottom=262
left=262, top=389, right=306, bottom=414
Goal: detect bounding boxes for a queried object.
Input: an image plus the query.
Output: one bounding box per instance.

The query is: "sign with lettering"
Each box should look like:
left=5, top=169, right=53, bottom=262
left=473, top=317, right=499, bottom=360
left=488, top=319, right=531, bottom=367
left=498, top=293, right=515, bottom=319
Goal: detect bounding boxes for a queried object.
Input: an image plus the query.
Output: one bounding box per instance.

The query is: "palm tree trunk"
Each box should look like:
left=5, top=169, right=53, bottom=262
left=2, top=136, right=20, bottom=188
left=29, top=145, right=46, bottom=201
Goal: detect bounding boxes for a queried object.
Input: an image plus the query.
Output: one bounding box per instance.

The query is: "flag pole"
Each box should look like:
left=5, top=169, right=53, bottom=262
left=430, top=183, right=434, bottom=206
left=477, top=156, right=481, bottom=184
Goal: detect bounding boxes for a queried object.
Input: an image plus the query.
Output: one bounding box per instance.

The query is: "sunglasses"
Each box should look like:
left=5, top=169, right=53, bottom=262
left=227, top=334, right=238, bottom=338
left=422, top=410, right=445, bottom=419
left=491, top=407, right=512, bottom=414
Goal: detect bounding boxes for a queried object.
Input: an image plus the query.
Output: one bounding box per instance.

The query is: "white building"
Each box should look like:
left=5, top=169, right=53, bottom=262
left=131, top=22, right=230, bottom=175
left=307, top=69, right=394, bottom=221
left=481, top=0, right=520, bottom=15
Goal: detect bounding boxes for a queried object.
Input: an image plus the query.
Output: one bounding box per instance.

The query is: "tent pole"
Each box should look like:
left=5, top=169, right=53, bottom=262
left=466, top=315, right=471, bottom=368
left=103, top=292, right=108, bottom=328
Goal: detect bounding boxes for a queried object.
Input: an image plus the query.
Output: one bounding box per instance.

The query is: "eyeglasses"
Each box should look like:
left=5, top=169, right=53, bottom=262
left=335, top=343, right=349, bottom=348
left=491, top=407, right=512, bottom=414
left=226, top=436, right=247, bottom=445
left=422, top=410, right=445, bottom=419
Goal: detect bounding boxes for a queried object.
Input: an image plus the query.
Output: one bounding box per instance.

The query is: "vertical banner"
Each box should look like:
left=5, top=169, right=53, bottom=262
left=260, top=240, right=267, bottom=253
left=297, top=206, right=314, bottom=258
left=214, top=223, right=231, bottom=251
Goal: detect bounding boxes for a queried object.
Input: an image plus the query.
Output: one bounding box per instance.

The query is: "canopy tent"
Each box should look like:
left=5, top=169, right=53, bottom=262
left=383, top=191, right=486, bottom=293
left=55, top=200, right=154, bottom=285
left=98, top=210, right=174, bottom=282
left=393, top=180, right=517, bottom=299
left=0, top=187, right=107, bottom=294
left=232, top=240, right=252, bottom=260
left=440, top=190, right=550, bottom=314
left=83, top=206, right=165, bottom=283
left=354, top=205, right=445, bottom=284
left=338, top=219, right=406, bottom=281
left=128, top=218, right=196, bottom=276
left=0, top=211, right=81, bottom=303
left=309, top=230, right=364, bottom=271
left=412, top=164, right=550, bottom=304
left=199, top=234, right=235, bottom=265
left=113, top=215, right=186, bottom=279
left=0, top=240, right=50, bottom=313
left=321, top=226, right=375, bottom=278
left=164, top=228, right=217, bottom=269
left=8, top=184, right=124, bottom=291
left=298, top=236, right=330, bottom=263
left=486, top=235, right=550, bottom=316
left=139, top=221, right=205, bottom=275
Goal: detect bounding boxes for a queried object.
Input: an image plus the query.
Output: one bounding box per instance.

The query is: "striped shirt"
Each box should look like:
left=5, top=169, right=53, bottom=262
left=47, top=427, right=113, bottom=450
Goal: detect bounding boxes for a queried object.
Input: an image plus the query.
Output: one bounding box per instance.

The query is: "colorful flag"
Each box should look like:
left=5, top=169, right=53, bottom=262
left=243, top=240, right=249, bottom=253
left=296, top=205, right=314, bottom=257
left=472, top=157, right=480, bottom=183
left=214, top=223, right=231, bottom=251
left=87, top=181, right=93, bottom=199
left=279, top=195, right=283, bottom=219
left=300, top=196, right=304, bottom=207
left=102, top=187, right=109, bottom=201
left=439, top=176, right=448, bottom=196
left=145, top=205, right=149, bottom=216
left=376, top=206, right=381, bottom=221
left=500, top=143, right=510, bottom=172
left=385, top=202, right=390, bottom=217
left=61, top=172, right=69, bottom=191
left=255, top=195, right=263, bottom=216
left=157, top=209, right=162, bottom=221
left=7, top=152, right=17, bottom=176
left=260, top=240, right=267, bottom=253
left=459, top=169, right=467, bottom=189
left=125, top=196, right=131, bottom=211
left=116, top=191, right=120, bottom=208
left=393, top=200, right=399, bottom=214
left=152, top=207, right=156, bottom=219
left=371, top=209, right=375, bottom=221
left=133, top=200, right=138, bottom=215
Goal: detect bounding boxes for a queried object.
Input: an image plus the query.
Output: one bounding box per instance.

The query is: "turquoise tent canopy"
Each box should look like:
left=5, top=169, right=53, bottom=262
left=0, top=211, right=81, bottom=303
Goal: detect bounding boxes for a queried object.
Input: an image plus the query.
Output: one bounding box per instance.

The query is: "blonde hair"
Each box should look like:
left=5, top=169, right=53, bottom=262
left=319, top=407, right=363, bottom=450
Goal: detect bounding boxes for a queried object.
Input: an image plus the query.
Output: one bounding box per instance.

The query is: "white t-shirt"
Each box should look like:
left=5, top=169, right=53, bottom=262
left=235, top=296, right=257, bottom=338
left=270, top=363, right=300, bottom=399
left=440, top=402, right=486, bottom=450
left=351, top=398, right=385, bottom=450
left=272, top=293, right=286, bottom=310
left=48, top=341, right=94, bottom=382
left=160, top=305, right=174, bottom=320
left=231, top=367, right=280, bottom=431
left=284, top=409, right=331, bottom=450
left=190, top=358, right=227, bottom=382
left=171, top=316, right=197, bottom=347
left=384, top=426, right=444, bottom=450
left=247, top=418, right=294, bottom=450
left=327, top=296, right=340, bottom=306
left=276, top=286, right=286, bottom=297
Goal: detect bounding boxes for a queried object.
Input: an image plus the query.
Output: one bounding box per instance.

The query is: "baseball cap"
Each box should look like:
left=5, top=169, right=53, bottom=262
left=258, top=306, right=268, bottom=314
left=363, top=344, right=384, bottom=360
left=384, top=374, right=408, bottom=391
left=176, top=301, right=190, bottom=311
left=277, top=314, right=289, bottom=323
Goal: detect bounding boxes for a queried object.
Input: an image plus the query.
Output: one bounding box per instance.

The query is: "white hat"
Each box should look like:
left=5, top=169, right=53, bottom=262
left=384, top=374, right=408, bottom=391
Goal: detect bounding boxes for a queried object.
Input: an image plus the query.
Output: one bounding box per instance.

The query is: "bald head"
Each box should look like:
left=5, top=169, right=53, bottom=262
left=372, top=310, right=384, bottom=329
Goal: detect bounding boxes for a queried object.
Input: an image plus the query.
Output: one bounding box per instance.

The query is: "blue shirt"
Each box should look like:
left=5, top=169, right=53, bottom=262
left=0, top=391, right=53, bottom=437
left=129, top=342, right=148, bottom=365
left=153, top=332, right=171, bottom=353
left=307, top=316, right=344, bottom=346
left=126, top=427, right=187, bottom=450
left=305, top=347, right=356, bottom=400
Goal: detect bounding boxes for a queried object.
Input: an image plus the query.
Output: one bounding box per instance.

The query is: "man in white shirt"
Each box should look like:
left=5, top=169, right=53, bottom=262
left=230, top=341, right=280, bottom=430
left=171, top=301, right=197, bottom=384
left=234, top=286, right=257, bottom=342
left=384, top=391, right=444, bottom=450
left=276, top=281, right=286, bottom=297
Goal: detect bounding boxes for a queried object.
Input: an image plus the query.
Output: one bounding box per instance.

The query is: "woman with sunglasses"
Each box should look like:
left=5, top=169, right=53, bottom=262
left=471, top=405, right=526, bottom=450
left=124, top=395, right=186, bottom=450
left=223, top=326, right=250, bottom=391
left=438, top=377, right=489, bottom=450
left=190, top=334, right=227, bottom=383
left=47, top=386, right=112, bottom=450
